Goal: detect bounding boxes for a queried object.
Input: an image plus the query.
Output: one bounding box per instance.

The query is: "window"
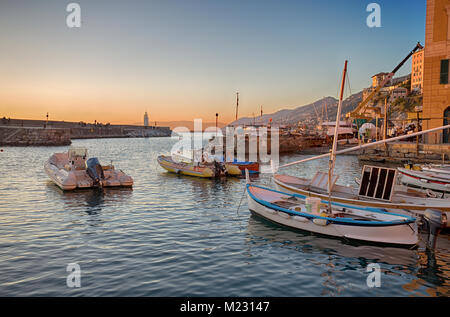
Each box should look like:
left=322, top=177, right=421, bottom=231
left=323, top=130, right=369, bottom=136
left=440, top=59, right=449, bottom=84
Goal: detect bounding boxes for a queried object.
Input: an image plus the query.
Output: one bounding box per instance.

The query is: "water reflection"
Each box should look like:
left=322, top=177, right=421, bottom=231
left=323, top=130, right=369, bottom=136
left=45, top=182, right=133, bottom=215
left=246, top=215, right=418, bottom=266
left=246, top=215, right=450, bottom=296
left=413, top=249, right=450, bottom=296
left=159, top=171, right=242, bottom=205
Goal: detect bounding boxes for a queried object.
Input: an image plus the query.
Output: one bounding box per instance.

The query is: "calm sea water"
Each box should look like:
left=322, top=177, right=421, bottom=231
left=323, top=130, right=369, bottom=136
left=0, top=137, right=449, bottom=297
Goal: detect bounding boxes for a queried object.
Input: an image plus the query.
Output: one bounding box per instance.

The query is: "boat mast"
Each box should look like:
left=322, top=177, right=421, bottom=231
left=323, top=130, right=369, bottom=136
left=235, top=92, right=239, bottom=122
left=328, top=60, right=348, bottom=211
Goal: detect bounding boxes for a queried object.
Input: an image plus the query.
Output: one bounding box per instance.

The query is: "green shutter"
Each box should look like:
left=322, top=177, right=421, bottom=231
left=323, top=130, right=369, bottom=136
left=440, top=59, right=449, bottom=84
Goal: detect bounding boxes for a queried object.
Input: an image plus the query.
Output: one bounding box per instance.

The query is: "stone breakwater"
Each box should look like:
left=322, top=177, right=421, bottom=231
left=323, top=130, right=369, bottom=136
left=0, top=127, right=72, bottom=146
left=0, top=125, right=172, bottom=146
left=69, top=126, right=172, bottom=139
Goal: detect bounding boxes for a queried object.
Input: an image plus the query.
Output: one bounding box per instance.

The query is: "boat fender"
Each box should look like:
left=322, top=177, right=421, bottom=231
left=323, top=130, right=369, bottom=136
left=313, top=215, right=329, bottom=226
left=293, top=216, right=309, bottom=223
left=419, top=178, right=429, bottom=183
left=264, top=207, right=276, bottom=215
left=277, top=212, right=291, bottom=219
left=313, top=218, right=328, bottom=226
left=426, top=189, right=438, bottom=198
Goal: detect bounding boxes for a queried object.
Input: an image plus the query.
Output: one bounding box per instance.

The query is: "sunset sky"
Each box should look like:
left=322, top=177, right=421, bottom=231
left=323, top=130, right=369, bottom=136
left=0, top=0, right=425, bottom=125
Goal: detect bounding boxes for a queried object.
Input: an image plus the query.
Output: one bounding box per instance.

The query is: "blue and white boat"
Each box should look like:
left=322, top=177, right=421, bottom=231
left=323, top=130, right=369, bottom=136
left=246, top=182, right=418, bottom=247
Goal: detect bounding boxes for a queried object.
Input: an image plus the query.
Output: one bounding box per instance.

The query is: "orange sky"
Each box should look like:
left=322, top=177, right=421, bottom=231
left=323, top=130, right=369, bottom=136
left=0, top=1, right=423, bottom=125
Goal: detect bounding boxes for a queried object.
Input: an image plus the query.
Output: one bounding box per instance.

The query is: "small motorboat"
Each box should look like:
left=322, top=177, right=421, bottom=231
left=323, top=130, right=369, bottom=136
left=246, top=181, right=418, bottom=247
left=45, top=147, right=133, bottom=190
left=157, top=155, right=241, bottom=178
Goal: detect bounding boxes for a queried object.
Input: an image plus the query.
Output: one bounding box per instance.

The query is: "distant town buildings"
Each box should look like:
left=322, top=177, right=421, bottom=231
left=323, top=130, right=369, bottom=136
left=422, top=0, right=450, bottom=144
left=371, top=72, right=391, bottom=87
left=390, top=87, right=409, bottom=101
left=144, top=112, right=149, bottom=127
left=411, top=48, right=424, bottom=92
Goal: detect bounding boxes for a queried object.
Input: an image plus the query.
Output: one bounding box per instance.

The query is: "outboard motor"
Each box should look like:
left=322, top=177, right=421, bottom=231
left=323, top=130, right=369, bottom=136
left=213, top=160, right=225, bottom=177
left=86, top=157, right=105, bottom=187
left=423, top=209, right=446, bottom=250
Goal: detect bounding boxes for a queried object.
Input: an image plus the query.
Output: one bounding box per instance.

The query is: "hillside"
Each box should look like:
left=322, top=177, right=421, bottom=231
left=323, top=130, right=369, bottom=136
left=153, top=121, right=228, bottom=131
left=229, top=91, right=363, bottom=126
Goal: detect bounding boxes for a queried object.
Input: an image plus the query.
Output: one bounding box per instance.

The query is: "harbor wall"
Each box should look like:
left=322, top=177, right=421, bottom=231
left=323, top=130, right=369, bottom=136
left=0, top=127, right=71, bottom=146
left=359, top=142, right=450, bottom=163
left=0, top=118, right=172, bottom=146
left=69, top=126, right=172, bottom=139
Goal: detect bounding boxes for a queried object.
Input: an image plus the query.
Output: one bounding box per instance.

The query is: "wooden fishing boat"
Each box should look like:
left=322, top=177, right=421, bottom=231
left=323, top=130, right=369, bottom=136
left=45, top=147, right=133, bottom=190
left=157, top=155, right=241, bottom=178
left=273, top=170, right=450, bottom=215
left=229, top=160, right=260, bottom=174
left=397, top=167, right=450, bottom=194
left=419, top=164, right=450, bottom=175
left=246, top=182, right=418, bottom=246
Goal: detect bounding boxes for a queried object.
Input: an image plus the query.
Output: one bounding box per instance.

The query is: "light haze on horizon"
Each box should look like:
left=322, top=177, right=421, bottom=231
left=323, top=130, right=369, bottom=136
left=0, top=0, right=425, bottom=125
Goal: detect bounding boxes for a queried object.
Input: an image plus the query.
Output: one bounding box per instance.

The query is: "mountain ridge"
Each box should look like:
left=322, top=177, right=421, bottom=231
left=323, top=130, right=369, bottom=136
left=229, top=91, right=363, bottom=126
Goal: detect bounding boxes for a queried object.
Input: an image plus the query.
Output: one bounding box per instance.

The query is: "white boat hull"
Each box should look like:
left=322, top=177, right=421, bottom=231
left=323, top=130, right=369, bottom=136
left=398, top=168, right=450, bottom=194
left=247, top=185, right=418, bottom=247
left=44, top=151, right=133, bottom=190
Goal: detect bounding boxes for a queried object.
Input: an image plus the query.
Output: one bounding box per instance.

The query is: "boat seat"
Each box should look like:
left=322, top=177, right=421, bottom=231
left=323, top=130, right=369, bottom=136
left=308, top=172, right=339, bottom=192
left=273, top=200, right=299, bottom=208
left=71, top=157, right=87, bottom=170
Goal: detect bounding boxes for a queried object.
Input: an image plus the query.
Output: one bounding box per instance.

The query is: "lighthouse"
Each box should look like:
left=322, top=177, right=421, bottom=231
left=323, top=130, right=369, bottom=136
left=144, top=112, right=149, bottom=127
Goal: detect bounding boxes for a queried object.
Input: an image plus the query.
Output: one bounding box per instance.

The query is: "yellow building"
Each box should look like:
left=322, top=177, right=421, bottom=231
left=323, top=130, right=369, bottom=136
left=411, top=49, right=424, bottom=92
left=371, top=72, right=390, bottom=88
left=423, top=0, right=450, bottom=144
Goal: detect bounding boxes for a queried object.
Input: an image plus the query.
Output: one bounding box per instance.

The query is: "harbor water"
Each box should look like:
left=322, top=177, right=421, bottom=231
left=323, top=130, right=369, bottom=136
left=0, top=137, right=449, bottom=296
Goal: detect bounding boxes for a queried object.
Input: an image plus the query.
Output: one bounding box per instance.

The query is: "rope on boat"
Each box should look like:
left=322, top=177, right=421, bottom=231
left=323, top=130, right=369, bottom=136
left=236, top=185, right=246, bottom=217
